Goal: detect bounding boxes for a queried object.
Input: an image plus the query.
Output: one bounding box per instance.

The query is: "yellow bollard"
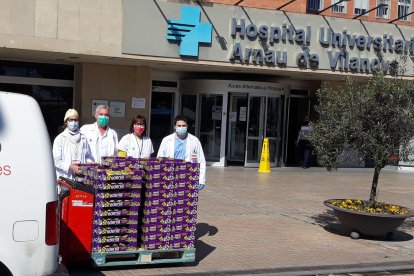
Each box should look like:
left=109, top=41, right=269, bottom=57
left=258, top=138, right=271, bottom=173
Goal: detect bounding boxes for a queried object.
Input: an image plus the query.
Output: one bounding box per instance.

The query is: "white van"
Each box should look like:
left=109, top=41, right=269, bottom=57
left=0, top=92, right=59, bottom=275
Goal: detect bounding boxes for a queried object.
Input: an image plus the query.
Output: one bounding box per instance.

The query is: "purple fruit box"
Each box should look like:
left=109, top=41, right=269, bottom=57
left=174, top=189, right=198, bottom=198
left=93, top=180, right=142, bottom=190
left=170, top=240, right=195, bottom=250
left=95, top=190, right=141, bottom=200
left=93, top=215, right=139, bottom=226
left=173, top=206, right=198, bottom=216
left=140, top=240, right=170, bottom=250
left=172, top=214, right=197, bottom=225
left=93, top=206, right=140, bottom=217
left=101, top=156, right=135, bottom=168
left=95, top=198, right=141, bottom=208
left=170, top=232, right=195, bottom=242
left=92, top=242, right=138, bottom=253
left=141, top=223, right=172, bottom=234
left=141, top=232, right=171, bottom=243
left=92, top=233, right=138, bottom=244
left=144, top=198, right=174, bottom=208
left=142, top=215, right=172, bottom=225
left=93, top=169, right=142, bottom=181
left=143, top=206, right=172, bottom=216
left=93, top=225, right=138, bottom=235
left=175, top=180, right=197, bottom=190
left=174, top=198, right=199, bottom=208
left=171, top=222, right=196, bottom=233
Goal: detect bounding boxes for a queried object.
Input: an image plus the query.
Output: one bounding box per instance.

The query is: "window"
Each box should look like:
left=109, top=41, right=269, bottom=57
left=0, top=60, right=73, bottom=80
left=354, top=0, right=369, bottom=15
left=376, top=0, right=390, bottom=18
left=307, top=0, right=323, bottom=12
left=331, top=0, right=347, bottom=13
left=398, top=0, right=411, bottom=20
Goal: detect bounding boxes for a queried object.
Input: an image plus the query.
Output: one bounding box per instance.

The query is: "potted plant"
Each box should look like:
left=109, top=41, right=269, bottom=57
left=311, top=61, right=414, bottom=239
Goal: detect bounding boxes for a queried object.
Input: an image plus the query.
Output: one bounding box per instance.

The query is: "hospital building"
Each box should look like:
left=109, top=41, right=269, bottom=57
left=1, top=0, right=413, bottom=168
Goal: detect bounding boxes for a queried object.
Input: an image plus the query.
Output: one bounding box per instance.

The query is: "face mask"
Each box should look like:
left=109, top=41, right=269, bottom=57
left=176, top=126, right=187, bottom=136
left=97, top=116, right=109, bottom=127
left=134, top=125, right=145, bottom=136
left=67, top=121, right=79, bottom=132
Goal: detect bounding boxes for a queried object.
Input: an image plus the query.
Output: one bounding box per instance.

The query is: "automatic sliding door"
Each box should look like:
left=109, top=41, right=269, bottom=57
left=245, top=95, right=281, bottom=167
left=199, top=94, right=223, bottom=163
left=245, top=96, right=265, bottom=166
left=181, top=93, right=225, bottom=165
left=266, top=96, right=281, bottom=166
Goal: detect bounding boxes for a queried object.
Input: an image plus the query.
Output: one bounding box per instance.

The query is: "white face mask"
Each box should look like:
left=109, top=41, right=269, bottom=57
left=67, top=121, right=79, bottom=132
left=176, top=126, right=187, bottom=136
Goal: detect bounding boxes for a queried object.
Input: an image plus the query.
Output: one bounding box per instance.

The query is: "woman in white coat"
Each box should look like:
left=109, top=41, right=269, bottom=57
left=157, top=115, right=206, bottom=190
left=118, top=115, right=154, bottom=158
left=52, top=109, right=93, bottom=180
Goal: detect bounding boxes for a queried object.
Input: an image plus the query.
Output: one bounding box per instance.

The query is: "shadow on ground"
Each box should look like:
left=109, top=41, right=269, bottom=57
left=310, top=210, right=413, bottom=242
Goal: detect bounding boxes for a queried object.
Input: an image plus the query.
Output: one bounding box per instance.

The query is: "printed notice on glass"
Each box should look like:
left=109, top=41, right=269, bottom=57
left=92, top=100, right=109, bottom=116
left=229, top=112, right=237, bottom=122
left=239, top=107, right=247, bottom=122
left=109, top=100, right=126, bottom=117
left=212, top=106, right=222, bottom=120
left=132, top=97, right=145, bottom=109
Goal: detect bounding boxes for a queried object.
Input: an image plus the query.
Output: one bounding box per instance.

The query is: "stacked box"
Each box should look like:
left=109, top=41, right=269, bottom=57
left=79, top=157, right=201, bottom=252
left=171, top=162, right=199, bottom=249
left=79, top=158, right=143, bottom=253
left=139, top=159, right=176, bottom=250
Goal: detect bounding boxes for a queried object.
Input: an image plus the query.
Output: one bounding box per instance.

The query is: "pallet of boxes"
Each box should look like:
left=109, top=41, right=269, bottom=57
left=78, top=157, right=199, bottom=267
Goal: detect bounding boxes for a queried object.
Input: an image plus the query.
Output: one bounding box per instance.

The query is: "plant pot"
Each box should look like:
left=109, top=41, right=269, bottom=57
left=324, top=199, right=414, bottom=238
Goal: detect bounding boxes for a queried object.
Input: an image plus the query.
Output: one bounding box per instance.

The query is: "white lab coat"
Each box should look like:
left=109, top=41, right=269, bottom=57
left=80, top=122, right=118, bottom=163
left=52, top=130, right=93, bottom=180
left=118, top=133, right=154, bottom=158
left=157, top=133, right=206, bottom=184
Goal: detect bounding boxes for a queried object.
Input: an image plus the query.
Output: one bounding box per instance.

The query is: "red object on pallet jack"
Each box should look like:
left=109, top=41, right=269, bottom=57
left=58, top=177, right=95, bottom=266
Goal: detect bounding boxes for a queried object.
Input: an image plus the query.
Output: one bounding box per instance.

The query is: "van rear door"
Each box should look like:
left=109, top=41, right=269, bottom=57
left=0, top=92, right=58, bottom=276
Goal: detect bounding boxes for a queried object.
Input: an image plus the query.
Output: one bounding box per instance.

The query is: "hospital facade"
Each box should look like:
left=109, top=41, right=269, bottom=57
left=1, top=0, right=413, bottom=168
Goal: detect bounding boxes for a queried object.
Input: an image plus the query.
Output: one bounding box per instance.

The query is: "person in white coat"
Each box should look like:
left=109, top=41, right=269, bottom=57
left=80, top=105, right=118, bottom=163
left=53, top=109, right=94, bottom=179
left=118, top=115, right=154, bottom=158
left=157, top=115, right=206, bottom=190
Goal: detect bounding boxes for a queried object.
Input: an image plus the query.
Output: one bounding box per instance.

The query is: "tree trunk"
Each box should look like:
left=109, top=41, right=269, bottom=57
left=368, top=167, right=380, bottom=207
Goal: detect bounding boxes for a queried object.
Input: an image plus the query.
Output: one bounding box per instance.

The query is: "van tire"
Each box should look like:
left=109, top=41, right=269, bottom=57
left=0, top=262, right=13, bottom=276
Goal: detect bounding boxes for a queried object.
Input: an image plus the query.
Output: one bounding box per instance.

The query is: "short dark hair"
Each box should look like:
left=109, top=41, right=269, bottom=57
left=129, top=115, right=147, bottom=136
left=174, top=115, right=188, bottom=126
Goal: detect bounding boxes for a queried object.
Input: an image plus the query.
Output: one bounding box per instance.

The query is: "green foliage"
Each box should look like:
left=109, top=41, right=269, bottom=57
left=311, top=72, right=414, bottom=172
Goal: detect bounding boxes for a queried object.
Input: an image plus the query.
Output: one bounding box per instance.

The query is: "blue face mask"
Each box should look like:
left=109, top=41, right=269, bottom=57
left=97, top=116, right=109, bottom=127
left=176, top=126, right=187, bottom=136
left=67, top=121, right=79, bottom=132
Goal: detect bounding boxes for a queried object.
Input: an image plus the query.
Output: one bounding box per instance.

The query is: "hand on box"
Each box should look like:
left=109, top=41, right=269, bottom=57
left=198, top=183, right=205, bottom=191
left=69, top=164, right=81, bottom=175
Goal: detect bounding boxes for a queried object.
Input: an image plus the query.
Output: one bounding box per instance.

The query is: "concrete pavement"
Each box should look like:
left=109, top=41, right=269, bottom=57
left=69, top=167, right=414, bottom=275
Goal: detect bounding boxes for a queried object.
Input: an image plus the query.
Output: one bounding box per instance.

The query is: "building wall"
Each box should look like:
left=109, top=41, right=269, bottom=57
left=207, top=0, right=414, bottom=26
left=79, top=63, right=151, bottom=136
left=0, top=0, right=123, bottom=58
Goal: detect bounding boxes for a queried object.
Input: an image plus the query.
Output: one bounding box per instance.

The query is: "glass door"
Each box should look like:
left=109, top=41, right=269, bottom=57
left=150, top=92, right=175, bottom=153
left=227, top=93, right=248, bottom=163
left=245, top=95, right=281, bottom=167
left=199, top=94, right=224, bottom=164
left=181, top=93, right=227, bottom=166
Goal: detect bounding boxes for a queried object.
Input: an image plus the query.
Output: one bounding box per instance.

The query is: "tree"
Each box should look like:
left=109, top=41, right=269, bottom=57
left=311, top=67, right=414, bottom=207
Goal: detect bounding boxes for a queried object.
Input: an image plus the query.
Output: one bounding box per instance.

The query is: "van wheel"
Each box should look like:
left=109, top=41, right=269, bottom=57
left=0, top=262, right=12, bottom=276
